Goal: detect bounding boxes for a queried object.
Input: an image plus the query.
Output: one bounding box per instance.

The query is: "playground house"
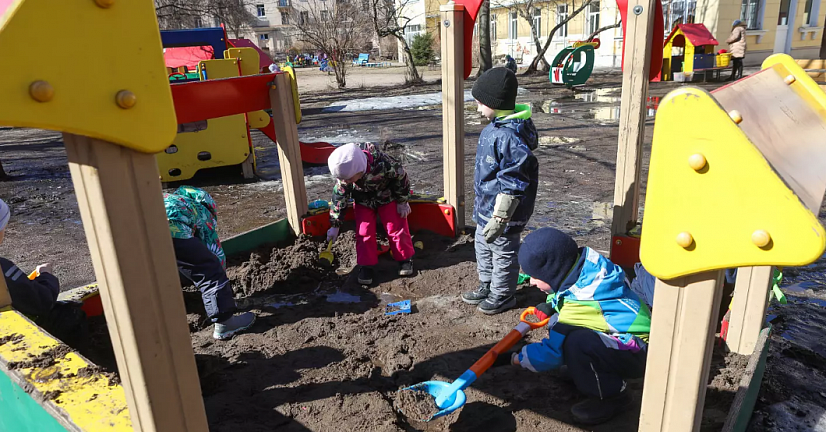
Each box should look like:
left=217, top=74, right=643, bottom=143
left=661, top=23, right=721, bottom=81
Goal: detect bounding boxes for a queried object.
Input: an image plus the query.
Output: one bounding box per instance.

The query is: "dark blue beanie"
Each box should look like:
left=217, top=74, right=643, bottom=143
left=518, top=228, right=579, bottom=291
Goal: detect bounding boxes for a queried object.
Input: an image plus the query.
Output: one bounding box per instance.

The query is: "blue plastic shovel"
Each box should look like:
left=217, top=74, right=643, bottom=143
left=397, top=307, right=549, bottom=421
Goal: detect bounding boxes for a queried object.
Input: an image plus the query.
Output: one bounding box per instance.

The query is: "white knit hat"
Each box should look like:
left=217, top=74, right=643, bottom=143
left=328, top=143, right=367, bottom=180
left=0, top=199, right=9, bottom=231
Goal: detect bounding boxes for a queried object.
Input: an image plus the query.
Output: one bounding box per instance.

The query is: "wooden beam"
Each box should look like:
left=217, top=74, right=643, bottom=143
left=639, top=270, right=724, bottom=432
left=725, top=266, right=772, bottom=355
left=64, top=134, right=208, bottom=432
left=269, top=73, right=308, bottom=236
left=441, top=1, right=466, bottom=232
left=611, top=0, right=657, bottom=237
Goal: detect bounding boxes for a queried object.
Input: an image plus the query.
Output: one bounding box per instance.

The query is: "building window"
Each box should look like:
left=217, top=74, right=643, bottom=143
left=803, top=0, right=819, bottom=25
left=281, top=12, right=289, bottom=24
left=256, top=4, right=266, bottom=16
left=533, top=8, right=542, bottom=37
left=740, top=0, right=761, bottom=29
left=491, top=14, right=498, bottom=40
left=662, top=0, right=696, bottom=29
left=320, top=10, right=329, bottom=20
left=557, top=4, right=569, bottom=38
left=260, top=33, right=269, bottom=40
left=300, top=11, right=309, bottom=25
left=587, top=1, right=600, bottom=35
left=404, top=24, right=422, bottom=46
left=509, top=11, right=518, bottom=40
left=194, top=17, right=203, bottom=28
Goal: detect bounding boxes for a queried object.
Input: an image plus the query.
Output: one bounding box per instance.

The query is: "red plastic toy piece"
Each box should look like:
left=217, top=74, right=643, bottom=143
left=456, top=0, right=484, bottom=79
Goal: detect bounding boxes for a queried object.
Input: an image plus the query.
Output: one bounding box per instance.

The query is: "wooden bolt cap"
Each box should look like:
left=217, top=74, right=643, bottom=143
left=676, top=232, right=694, bottom=248
left=784, top=75, right=796, bottom=85
left=444, top=209, right=450, bottom=215
left=688, top=153, right=707, bottom=171
left=94, top=0, right=115, bottom=8
left=729, top=110, right=743, bottom=124
left=116, top=90, right=137, bottom=109
left=29, top=81, right=54, bottom=102
left=752, top=230, right=771, bottom=248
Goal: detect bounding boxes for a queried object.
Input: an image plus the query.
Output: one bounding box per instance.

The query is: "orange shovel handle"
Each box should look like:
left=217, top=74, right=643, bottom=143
left=520, top=307, right=551, bottom=329
left=468, top=329, right=524, bottom=377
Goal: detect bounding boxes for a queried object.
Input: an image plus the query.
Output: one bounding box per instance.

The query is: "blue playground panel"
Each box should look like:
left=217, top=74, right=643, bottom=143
left=160, top=27, right=226, bottom=59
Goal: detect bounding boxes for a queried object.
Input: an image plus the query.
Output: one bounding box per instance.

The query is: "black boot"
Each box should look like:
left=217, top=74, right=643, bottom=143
left=357, top=266, right=374, bottom=285
left=461, top=282, right=491, bottom=305
left=398, top=260, right=413, bottom=277
left=571, top=390, right=633, bottom=425
left=477, top=295, right=516, bottom=315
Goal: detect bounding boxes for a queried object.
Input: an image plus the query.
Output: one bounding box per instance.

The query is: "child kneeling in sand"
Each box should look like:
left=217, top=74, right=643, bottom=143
left=326, top=143, right=414, bottom=285
left=503, top=227, right=651, bottom=425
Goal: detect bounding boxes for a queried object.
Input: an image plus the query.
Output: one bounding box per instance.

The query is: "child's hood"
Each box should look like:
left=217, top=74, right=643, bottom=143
left=494, top=104, right=538, bottom=151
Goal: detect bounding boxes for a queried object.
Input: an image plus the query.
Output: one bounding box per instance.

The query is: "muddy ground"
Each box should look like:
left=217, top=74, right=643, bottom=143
left=0, top=67, right=822, bottom=431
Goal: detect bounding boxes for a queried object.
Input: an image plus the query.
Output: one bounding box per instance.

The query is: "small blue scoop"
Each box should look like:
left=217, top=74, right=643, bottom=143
left=397, top=380, right=467, bottom=422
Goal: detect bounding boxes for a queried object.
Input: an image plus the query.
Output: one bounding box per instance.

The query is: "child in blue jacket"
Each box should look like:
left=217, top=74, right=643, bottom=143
left=461, top=67, right=539, bottom=315
left=505, top=228, right=653, bottom=424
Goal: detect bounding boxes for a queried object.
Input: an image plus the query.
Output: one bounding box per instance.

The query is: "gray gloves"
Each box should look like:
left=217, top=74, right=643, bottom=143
left=482, top=194, right=519, bottom=243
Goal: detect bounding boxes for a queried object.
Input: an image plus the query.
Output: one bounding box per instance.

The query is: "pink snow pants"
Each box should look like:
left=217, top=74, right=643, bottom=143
left=354, top=202, right=414, bottom=266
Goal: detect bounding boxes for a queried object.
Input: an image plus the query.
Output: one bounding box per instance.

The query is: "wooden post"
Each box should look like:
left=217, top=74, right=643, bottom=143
left=64, top=134, right=208, bottom=432
left=611, top=0, right=658, bottom=237
left=639, top=271, right=724, bottom=432
left=270, top=72, right=308, bottom=236
left=725, top=266, right=772, bottom=355
left=441, top=1, right=466, bottom=232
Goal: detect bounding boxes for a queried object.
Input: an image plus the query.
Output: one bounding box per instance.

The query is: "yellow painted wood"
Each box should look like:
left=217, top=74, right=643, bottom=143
left=281, top=66, right=302, bottom=124
left=247, top=110, right=271, bottom=129
left=765, top=54, right=826, bottom=111
left=0, top=0, right=176, bottom=153
left=197, top=58, right=240, bottom=79
left=640, top=86, right=825, bottom=279
left=225, top=47, right=259, bottom=76
left=0, top=309, right=132, bottom=431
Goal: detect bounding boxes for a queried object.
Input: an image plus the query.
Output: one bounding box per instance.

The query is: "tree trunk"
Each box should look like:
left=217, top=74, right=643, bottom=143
left=0, top=160, right=6, bottom=180
left=400, top=38, right=422, bottom=83
left=477, top=0, right=493, bottom=75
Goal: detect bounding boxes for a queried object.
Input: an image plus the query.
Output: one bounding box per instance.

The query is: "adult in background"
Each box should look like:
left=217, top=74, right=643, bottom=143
left=727, top=20, right=747, bottom=81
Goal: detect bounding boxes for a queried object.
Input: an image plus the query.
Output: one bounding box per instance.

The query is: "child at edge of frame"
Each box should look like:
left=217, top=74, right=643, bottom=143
left=461, top=67, right=540, bottom=315
left=325, top=143, right=415, bottom=286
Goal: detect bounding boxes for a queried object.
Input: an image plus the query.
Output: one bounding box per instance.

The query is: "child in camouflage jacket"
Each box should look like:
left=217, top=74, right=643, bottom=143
left=326, top=143, right=414, bottom=285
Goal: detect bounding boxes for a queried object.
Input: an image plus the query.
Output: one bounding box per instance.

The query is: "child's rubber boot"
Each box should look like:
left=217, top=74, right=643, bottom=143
left=358, top=266, right=374, bottom=285
left=398, top=260, right=414, bottom=277
left=461, top=282, right=491, bottom=305
left=571, top=390, right=633, bottom=425
left=213, top=312, right=256, bottom=340
left=477, top=295, right=516, bottom=315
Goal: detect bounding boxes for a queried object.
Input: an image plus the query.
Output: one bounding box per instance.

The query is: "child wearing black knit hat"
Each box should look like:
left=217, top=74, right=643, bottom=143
left=461, top=67, right=539, bottom=315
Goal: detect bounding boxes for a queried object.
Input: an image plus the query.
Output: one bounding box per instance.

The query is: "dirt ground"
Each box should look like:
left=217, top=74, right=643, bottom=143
left=0, top=67, right=821, bottom=431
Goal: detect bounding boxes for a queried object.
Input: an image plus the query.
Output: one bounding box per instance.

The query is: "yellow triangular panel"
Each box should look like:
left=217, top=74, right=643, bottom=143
left=0, top=0, right=176, bottom=153
left=640, top=87, right=826, bottom=280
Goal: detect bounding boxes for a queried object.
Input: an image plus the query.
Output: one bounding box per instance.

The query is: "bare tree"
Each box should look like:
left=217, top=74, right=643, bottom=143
left=290, top=0, right=372, bottom=88
left=477, top=0, right=493, bottom=75
left=154, top=0, right=256, bottom=37
left=585, top=20, right=620, bottom=41
left=370, top=0, right=422, bottom=83
left=492, top=0, right=594, bottom=73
